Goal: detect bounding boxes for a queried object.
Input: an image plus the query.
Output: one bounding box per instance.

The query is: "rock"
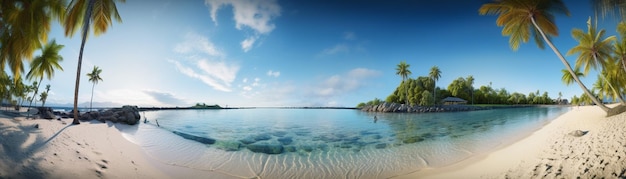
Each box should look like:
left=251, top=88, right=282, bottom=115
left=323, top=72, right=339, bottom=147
left=277, top=137, right=293, bottom=145
left=34, top=124, right=39, bottom=129
left=239, top=137, right=256, bottom=145
left=253, top=134, right=272, bottom=141
left=284, top=146, right=296, bottom=152
left=246, top=142, right=284, bottom=154
left=172, top=131, right=216, bottom=144
left=214, top=141, right=241, bottom=151
left=36, top=107, right=55, bottom=119
left=93, top=105, right=141, bottom=125
left=402, top=136, right=424, bottom=144
left=569, top=130, right=588, bottom=137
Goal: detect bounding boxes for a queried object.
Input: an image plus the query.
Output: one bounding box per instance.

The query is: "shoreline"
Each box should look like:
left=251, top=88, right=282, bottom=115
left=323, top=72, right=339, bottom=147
left=1, top=105, right=623, bottom=178
left=395, top=104, right=626, bottom=178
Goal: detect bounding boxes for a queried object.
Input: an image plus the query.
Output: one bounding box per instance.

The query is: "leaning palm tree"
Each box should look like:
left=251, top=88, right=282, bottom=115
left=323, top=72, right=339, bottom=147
left=429, top=66, right=442, bottom=104
left=567, top=18, right=625, bottom=105
left=0, top=0, right=65, bottom=80
left=479, top=0, right=611, bottom=113
left=86, top=66, right=103, bottom=112
left=26, top=39, right=64, bottom=111
left=64, top=0, right=124, bottom=124
left=395, top=61, right=412, bottom=105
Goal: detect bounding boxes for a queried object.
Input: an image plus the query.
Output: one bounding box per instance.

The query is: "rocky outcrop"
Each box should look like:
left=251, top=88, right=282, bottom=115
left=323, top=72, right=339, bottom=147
left=79, top=105, right=141, bottom=125
left=360, top=102, right=488, bottom=113
left=36, top=107, right=55, bottom=119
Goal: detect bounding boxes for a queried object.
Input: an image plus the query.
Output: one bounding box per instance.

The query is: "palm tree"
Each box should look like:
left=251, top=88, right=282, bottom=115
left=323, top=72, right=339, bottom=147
left=395, top=61, right=412, bottom=105
left=0, top=0, right=65, bottom=80
left=87, top=66, right=103, bottom=112
left=466, top=75, right=475, bottom=105
left=429, top=66, right=442, bottom=104
left=567, top=18, right=625, bottom=105
left=615, top=22, right=626, bottom=73
left=64, top=0, right=124, bottom=124
left=480, top=0, right=611, bottom=113
left=40, top=84, right=51, bottom=107
left=561, top=68, right=585, bottom=85
left=26, top=39, right=64, bottom=110
left=593, top=0, right=626, bottom=20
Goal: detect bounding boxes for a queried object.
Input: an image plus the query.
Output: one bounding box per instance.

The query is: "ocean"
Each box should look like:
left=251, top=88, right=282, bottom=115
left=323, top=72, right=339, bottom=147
left=120, top=106, right=569, bottom=178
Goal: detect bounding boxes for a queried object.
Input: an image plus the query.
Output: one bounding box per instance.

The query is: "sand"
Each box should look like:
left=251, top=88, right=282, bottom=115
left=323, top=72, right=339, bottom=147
left=397, top=105, right=626, bottom=178
left=0, top=110, right=169, bottom=179
left=2, top=105, right=625, bottom=178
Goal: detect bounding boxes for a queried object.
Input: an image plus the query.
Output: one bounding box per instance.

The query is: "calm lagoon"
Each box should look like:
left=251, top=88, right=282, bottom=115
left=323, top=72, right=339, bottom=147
left=121, top=106, right=569, bottom=178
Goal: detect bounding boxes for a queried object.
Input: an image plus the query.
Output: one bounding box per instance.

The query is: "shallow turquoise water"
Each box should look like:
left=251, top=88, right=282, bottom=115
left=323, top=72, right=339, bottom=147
left=122, top=106, right=569, bottom=178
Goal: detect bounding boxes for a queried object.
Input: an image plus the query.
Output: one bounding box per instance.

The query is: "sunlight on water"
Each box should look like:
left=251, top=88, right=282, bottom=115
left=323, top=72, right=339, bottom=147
left=121, top=107, right=569, bottom=178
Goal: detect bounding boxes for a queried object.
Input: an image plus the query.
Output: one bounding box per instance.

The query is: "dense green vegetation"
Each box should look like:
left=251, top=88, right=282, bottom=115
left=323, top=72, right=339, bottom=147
left=357, top=65, right=557, bottom=108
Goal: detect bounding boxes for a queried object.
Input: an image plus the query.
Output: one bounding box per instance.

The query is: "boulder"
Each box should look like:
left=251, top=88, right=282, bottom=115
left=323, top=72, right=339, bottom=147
left=214, top=141, right=241, bottom=151
left=277, top=137, right=293, bottom=145
left=172, top=131, right=216, bottom=144
left=36, top=107, right=55, bottom=119
left=246, top=142, right=284, bottom=154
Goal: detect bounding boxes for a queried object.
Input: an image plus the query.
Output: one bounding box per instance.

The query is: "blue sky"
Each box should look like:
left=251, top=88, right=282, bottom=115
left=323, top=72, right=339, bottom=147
left=32, top=0, right=619, bottom=107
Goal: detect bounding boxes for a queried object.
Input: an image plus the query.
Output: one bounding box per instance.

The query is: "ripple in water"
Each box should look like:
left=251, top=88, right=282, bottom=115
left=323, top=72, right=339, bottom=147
left=121, top=107, right=569, bottom=178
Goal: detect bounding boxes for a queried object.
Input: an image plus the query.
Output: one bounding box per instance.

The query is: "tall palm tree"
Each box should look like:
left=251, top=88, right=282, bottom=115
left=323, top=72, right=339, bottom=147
left=26, top=39, right=64, bottom=110
left=479, top=0, right=611, bottom=113
left=86, top=66, right=103, bottom=112
left=567, top=18, right=625, bottom=105
left=395, top=61, right=412, bottom=105
left=0, top=0, right=65, bottom=80
left=429, top=66, right=442, bottom=104
left=466, top=75, right=475, bottom=105
left=64, top=0, right=124, bottom=124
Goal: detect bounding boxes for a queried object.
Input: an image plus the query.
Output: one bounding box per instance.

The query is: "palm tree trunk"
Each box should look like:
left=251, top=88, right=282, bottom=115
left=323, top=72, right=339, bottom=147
left=433, top=84, right=436, bottom=105
left=90, top=82, right=95, bottom=112
left=72, top=0, right=95, bottom=125
left=530, top=17, right=610, bottom=113
left=27, top=78, right=43, bottom=118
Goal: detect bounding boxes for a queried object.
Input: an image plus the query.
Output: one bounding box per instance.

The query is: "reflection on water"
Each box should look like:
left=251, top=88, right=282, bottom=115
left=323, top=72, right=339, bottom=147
left=123, top=106, right=569, bottom=178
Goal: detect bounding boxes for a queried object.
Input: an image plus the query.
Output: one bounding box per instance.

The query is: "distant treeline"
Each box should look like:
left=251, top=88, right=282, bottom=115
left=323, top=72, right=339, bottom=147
left=358, top=75, right=560, bottom=108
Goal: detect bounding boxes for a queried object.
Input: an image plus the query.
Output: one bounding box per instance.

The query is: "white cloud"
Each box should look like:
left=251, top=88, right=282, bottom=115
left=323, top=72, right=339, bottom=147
left=313, top=68, right=381, bottom=98
left=267, top=70, right=280, bottom=77
left=169, top=59, right=238, bottom=92
left=243, top=86, right=252, bottom=91
left=143, top=90, right=189, bottom=106
left=206, top=0, right=280, bottom=34
left=243, top=78, right=248, bottom=83
left=172, top=32, right=240, bottom=92
left=241, top=36, right=257, bottom=52
left=321, top=44, right=349, bottom=55
left=174, top=32, right=223, bottom=57
left=205, top=0, right=281, bottom=52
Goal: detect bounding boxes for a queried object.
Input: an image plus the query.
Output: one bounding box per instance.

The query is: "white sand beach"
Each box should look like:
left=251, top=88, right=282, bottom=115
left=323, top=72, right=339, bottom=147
left=1, top=105, right=625, bottom=178
left=0, top=110, right=169, bottom=179
left=398, top=105, right=626, bottom=178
